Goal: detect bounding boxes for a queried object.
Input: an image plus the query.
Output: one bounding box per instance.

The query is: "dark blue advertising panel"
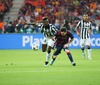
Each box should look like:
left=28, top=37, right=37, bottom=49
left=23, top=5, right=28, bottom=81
left=0, top=34, right=100, bottom=49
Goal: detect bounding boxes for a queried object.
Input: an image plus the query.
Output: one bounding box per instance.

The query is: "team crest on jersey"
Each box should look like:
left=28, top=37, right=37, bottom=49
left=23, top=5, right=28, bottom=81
left=84, top=23, right=90, bottom=29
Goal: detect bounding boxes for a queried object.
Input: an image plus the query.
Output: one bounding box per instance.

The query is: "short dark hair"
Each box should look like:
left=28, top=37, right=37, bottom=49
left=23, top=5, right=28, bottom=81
left=42, top=17, right=48, bottom=22
left=83, top=13, right=88, bottom=16
left=61, top=27, right=66, bottom=32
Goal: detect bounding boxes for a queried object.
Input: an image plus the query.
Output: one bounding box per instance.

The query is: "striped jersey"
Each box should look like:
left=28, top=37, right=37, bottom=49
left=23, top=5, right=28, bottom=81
left=38, top=23, right=58, bottom=37
left=75, top=20, right=92, bottom=39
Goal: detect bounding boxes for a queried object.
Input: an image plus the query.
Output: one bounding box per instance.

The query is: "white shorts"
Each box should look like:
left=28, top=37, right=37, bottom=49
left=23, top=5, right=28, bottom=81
left=42, top=37, right=55, bottom=47
left=80, top=38, right=91, bottom=47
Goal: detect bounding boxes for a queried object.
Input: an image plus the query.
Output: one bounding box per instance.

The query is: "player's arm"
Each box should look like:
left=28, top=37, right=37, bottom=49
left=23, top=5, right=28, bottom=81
left=64, top=32, right=74, bottom=48
left=75, top=21, right=81, bottom=36
left=50, top=25, right=58, bottom=41
left=51, top=25, right=58, bottom=35
left=68, top=37, right=74, bottom=45
left=67, top=33, right=74, bottom=46
left=64, top=38, right=74, bottom=48
left=90, top=28, right=93, bottom=34
left=37, top=23, right=44, bottom=33
left=89, top=22, right=94, bottom=37
left=53, top=30, right=60, bottom=40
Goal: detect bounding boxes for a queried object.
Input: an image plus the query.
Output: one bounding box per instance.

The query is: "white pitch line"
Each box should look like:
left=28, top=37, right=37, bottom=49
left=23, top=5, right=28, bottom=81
left=0, top=69, right=100, bottom=73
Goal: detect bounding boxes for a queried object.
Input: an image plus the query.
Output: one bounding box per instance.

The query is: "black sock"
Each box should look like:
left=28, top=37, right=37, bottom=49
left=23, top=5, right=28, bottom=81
left=67, top=53, right=74, bottom=63
left=53, top=58, right=55, bottom=61
left=50, top=58, right=56, bottom=65
left=81, top=48, right=84, bottom=53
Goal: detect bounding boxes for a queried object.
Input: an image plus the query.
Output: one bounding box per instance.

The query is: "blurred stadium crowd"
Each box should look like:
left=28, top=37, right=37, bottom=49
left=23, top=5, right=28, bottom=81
left=0, top=0, right=13, bottom=21
left=0, top=0, right=100, bottom=34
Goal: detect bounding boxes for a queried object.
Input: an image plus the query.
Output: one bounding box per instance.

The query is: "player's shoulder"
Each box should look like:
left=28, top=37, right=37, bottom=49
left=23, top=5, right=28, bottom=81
left=57, top=30, right=61, bottom=35
left=80, top=20, right=83, bottom=23
left=49, top=23, right=55, bottom=27
left=67, top=30, right=73, bottom=35
left=38, top=23, right=43, bottom=27
left=49, top=23, right=58, bottom=30
left=76, top=20, right=82, bottom=25
left=89, top=21, right=92, bottom=24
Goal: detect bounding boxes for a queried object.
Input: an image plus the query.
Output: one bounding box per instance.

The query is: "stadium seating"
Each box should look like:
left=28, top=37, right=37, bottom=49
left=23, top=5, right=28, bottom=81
left=0, top=0, right=13, bottom=21
left=1, top=0, right=100, bottom=33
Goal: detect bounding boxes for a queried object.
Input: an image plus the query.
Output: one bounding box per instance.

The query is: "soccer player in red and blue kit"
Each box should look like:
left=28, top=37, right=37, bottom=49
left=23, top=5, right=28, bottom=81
left=50, top=27, right=76, bottom=66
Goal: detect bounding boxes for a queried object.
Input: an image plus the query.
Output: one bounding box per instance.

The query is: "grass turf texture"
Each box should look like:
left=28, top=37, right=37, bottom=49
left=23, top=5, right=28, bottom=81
left=0, top=49, right=100, bottom=85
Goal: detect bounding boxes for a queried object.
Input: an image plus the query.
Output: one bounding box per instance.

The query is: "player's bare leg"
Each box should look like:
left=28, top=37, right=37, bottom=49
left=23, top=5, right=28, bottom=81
left=45, top=46, right=52, bottom=66
left=65, top=49, right=76, bottom=66
left=81, top=47, right=86, bottom=59
left=50, top=49, right=61, bottom=65
left=42, top=44, right=47, bottom=52
left=87, top=45, right=92, bottom=60
left=42, top=44, right=49, bottom=66
left=50, top=55, right=57, bottom=65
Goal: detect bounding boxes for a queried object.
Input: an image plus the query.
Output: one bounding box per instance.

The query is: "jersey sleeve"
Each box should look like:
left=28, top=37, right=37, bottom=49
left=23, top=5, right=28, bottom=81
left=90, top=22, right=92, bottom=29
left=55, top=31, right=60, bottom=39
left=68, top=31, right=74, bottom=39
left=51, top=24, right=58, bottom=35
left=75, top=21, right=81, bottom=30
left=37, top=23, right=44, bottom=33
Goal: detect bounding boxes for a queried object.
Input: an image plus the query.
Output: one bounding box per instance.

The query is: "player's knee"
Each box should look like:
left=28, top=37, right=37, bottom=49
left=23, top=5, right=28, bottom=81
left=42, top=48, right=46, bottom=52
left=87, top=46, right=91, bottom=49
left=47, top=50, right=51, bottom=53
left=53, top=50, right=60, bottom=55
left=81, top=47, right=84, bottom=50
left=52, top=55, right=56, bottom=59
left=65, top=48, right=70, bottom=55
left=66, top=51, right=70, bottom=55
left=42, top=44, right=47, bottom=52
left=65, top=49, right=70, bottom=53
left=42, top=49, right=46, bottom=52
left=47, top=46, right=52, bottom=53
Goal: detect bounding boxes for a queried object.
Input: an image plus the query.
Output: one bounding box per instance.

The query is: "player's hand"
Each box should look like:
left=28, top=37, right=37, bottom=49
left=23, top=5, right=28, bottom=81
left=77, top=32, right=80, bottom=37
left=50, top=37, right=55, bottom=41
left=52, top=38, right=55, bottom=41
left=91, top=33, right=94, bottom=38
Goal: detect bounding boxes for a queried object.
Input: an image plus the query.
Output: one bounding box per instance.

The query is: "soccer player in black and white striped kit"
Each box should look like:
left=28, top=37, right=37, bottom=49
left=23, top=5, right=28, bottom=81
left=38, top=17, right=58, bottom=66
left=75, top=14, right=93, bottom=60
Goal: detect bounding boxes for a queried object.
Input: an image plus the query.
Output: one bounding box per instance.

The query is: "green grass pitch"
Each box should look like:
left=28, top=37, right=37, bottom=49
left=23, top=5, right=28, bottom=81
left=0, top=49, right=100, bottom=85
